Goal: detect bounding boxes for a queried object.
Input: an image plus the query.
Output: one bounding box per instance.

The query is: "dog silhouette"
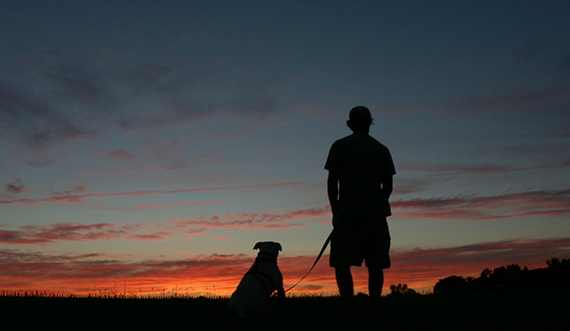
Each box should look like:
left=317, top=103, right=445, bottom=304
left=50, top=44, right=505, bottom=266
left=228, top=241, right=285, bottom=318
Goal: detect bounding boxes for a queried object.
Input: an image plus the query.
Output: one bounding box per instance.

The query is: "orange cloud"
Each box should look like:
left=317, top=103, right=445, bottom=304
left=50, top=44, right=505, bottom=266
left=1, top=238, right=567, bottom=296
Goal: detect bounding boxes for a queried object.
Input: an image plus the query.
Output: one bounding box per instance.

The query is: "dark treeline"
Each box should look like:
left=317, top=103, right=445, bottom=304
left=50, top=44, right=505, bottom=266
left=433, top=258, right=570, bottom=294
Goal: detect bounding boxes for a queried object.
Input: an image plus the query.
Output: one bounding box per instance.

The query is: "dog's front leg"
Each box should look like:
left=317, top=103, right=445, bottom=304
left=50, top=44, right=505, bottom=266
left=272, top=288, right=287, bottom=315
left=276, top=288, right=285, bottom=300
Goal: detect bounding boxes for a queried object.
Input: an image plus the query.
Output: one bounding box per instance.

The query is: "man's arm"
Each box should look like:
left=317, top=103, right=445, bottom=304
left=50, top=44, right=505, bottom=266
left=327, top=171, right=339, bottom=216
left=381, top=175, right=393, bottom=200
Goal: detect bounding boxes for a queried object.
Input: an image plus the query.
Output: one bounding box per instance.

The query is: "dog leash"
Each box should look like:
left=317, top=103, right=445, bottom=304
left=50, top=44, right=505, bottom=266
left=284, top=229, right=334, bottom=293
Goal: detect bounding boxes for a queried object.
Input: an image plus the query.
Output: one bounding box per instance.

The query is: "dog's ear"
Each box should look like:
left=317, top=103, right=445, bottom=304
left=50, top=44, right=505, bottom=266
left=253, top=242, right=263, bottom=250
left=275, top=242, right=282, bottom=251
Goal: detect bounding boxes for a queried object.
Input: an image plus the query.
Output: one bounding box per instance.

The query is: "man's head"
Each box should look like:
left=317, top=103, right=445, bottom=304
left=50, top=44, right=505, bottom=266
left=347, top=106, right=373, bottom=133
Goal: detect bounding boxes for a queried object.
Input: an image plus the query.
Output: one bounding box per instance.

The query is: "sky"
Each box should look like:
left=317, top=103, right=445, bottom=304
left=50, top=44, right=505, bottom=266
left=1, top=0, right=569, bottom=296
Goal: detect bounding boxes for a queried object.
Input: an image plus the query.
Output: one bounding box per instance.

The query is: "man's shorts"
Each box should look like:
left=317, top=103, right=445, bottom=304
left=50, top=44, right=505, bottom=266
left=329, top=217, right=391, bottom=269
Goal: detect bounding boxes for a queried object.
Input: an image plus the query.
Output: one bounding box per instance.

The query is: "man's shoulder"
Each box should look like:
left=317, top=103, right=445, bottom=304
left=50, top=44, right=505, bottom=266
left=334, top=134, right=390, bottom=150
left=334, top=134, right=354, bottom=143
left=330, top=134, right=352, bottom=149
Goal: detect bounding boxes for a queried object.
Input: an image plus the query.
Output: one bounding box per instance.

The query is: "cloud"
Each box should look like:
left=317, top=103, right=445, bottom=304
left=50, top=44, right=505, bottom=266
left=25, top=120, right=95, bottom=149
left=134, top=200, right=231, bottom=209
left=480, top=143, right=570, bottom=159
left=171, top=206, right=329, bottom=230
left=392, top=188, right=570, bottom=220
left=3, top=186, right=566, bottom=248
left=225, top=75, right=282, bottom=120
left=50, top=184, right=86, bottom=197
left=0, top=249, right=110, bottom=264
left=0, top=58, right=103, bottom=150
left=0, top=181, right=305, bottom=205
left=84, top=163, right=196, bottom=175
left=0, top=79, right=54, bottom=125
left=40, top=61, right=113, bottom=107
left=86, top=167, right=149, bottom=175
left=386, top=238, right=570, bottom=288
left=0, top=222, right=173, bottom=246
left=282, top=237, right=570, bottom=293
left=108, top=149, right=135, bottom=161
left=393, top=177, right=431, bottom=195
left=395, top=238, right=570, bottom=263
left=400, top=160, right=570, bottom=177
left=1, top=237, right=567, bottom=295
left=0, top=78, right=87, bottom=148
left=402, top=163, right=515, bottom=175
left=456, top=87, right=570, bottom=114
left=0, top=250, right=254, bottom=294
left=0, top=203, right=325, bottom=247
left=120, top=64, right=173, bottom=96
left=0, top=206, right=327, bottom=246
left=4, top=178, right=26, bottom=194
left=1, top=49, right=291, bottom=155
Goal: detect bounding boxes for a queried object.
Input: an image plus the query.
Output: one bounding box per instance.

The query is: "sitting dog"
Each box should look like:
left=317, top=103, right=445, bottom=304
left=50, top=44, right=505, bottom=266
left=228, top=241, right=285, bottom=318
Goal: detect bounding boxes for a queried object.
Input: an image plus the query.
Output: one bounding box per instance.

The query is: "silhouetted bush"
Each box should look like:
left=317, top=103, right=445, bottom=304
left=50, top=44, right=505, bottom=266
left=388, top=283, right=419, bottom=297
left=434, top=258, right=570, bottom=294
left=433, top=276, right=470, bottom=294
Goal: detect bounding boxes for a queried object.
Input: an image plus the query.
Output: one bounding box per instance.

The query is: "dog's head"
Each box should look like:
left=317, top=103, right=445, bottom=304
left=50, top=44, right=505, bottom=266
left=253, top=241, right=282, bottom=258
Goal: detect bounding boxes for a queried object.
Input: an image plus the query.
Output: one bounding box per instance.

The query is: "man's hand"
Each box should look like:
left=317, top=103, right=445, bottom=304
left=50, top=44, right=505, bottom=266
left=381, top=175, right=393, bottom=200
left=327, top=171, right=339, bottom=216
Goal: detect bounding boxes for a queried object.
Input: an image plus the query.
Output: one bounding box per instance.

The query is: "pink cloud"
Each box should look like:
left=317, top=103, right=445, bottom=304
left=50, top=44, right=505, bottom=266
left=0, top=222, right=174, bottom=246
left=108, top=149, right=135, bottom=161
left=171, top=206, right=329, bottom=230
left=50, top=184, right=87, bottom=200
left=0, top=205, right=328, bottom=246
left=0, top=181, right=305, bottom=205
left=4, top=178, right=27, bottom=194
left=87, top=167, right=142, bottom=174
left=86, top=163, right=195, bottom=175
left=392, top=188, right=570, bottom=220
left=400, top=160, right=570, bottom=176
left=134, top=200, right=231, bottom=209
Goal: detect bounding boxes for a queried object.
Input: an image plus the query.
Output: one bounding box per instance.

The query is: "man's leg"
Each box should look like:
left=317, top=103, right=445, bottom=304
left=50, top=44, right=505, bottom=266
left=335, top=266, right=354, bottom=298
left=368, top=265, right=384, bottom=312
left=335, top=266, right=354, bottom=316
left=368, top=265, right=384, bottom=298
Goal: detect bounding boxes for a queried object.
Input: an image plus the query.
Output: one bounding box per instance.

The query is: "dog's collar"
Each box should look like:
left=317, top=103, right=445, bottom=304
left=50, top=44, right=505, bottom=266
left=255, top=252, right=278, bottom=264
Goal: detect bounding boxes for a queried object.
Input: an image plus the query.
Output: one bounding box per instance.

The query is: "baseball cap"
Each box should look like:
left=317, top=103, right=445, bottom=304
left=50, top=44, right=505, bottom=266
left=349, top=106, right=373, bottom=124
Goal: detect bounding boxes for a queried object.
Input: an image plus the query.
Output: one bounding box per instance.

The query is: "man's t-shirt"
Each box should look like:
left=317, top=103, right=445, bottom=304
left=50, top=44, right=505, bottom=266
left=325, top=133, right=396, bottom=220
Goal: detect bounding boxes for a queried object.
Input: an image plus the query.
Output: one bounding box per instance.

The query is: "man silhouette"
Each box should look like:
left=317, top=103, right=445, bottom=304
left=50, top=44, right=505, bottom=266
left=325, top=106, right=395, bottom=319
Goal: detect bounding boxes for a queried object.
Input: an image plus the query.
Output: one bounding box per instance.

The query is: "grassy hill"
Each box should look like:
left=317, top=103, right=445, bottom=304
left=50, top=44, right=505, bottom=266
left=1, top=290, right=568, bottom=330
